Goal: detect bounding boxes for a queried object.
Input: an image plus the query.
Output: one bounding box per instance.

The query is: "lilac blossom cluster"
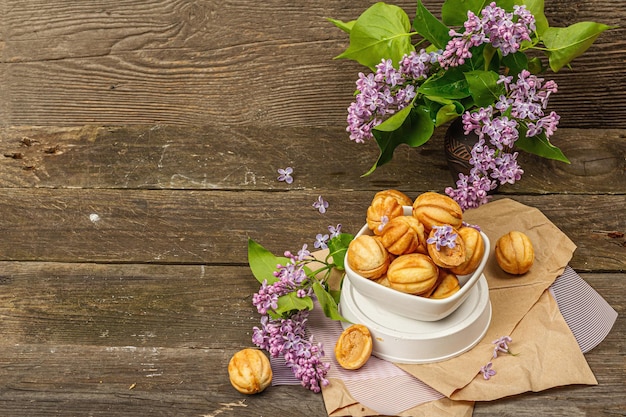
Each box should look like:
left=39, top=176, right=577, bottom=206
left=346, top=49, right=439, bottom=143
left=252, top=311, right=330, bottom=392
left=446, top=70, right=559, bottom=210
left=251, top=245, right=331, bottom=392
left=439, top=2, right=535, bottom=69
left=426, top=225, right=458, bottom=251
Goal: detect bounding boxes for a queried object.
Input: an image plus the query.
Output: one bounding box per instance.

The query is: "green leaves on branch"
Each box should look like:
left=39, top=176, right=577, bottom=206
left=333, top=2, right=414, bottom=69
left=413, top=0, right=451, bottom=49
left=247, top=238, right=351, bottom=322
left=248, top=238, right=287, bottom=285
left=366, top=105, right=434, bottom=176
left=516, top=125, right=570, bottom=163
left=540, top=22, right=613, bottom=72
left=330, top=0, right=611, bottom=174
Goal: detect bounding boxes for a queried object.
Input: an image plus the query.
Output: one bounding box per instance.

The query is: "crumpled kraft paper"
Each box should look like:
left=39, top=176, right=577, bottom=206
left=322, top=198, right=597, bottom=416
left=322, top=379, right=474, bottom=417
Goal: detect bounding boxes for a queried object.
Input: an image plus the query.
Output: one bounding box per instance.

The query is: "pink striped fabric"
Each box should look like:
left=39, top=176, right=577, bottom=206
left=269, top=266, right=617, bottom=415
left=549, top=266, right=618, bottom=353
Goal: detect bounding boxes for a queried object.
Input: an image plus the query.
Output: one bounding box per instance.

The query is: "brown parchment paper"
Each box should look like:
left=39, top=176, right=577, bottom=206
left=322, top=198, right=597, bottom=416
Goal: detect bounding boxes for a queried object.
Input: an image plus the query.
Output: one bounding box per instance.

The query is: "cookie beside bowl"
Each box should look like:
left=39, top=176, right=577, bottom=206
left=343, top=206, right=490, bottom=321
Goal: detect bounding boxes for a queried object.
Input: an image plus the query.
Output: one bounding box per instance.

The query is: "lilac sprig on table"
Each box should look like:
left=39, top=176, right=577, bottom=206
left=248, top=228, right=354, bottom=392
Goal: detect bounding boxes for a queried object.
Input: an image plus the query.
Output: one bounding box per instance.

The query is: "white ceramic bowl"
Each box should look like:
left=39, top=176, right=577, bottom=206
left=340, top=274, right=491, bottom=363
left=343, top=206, right=490, bottom=321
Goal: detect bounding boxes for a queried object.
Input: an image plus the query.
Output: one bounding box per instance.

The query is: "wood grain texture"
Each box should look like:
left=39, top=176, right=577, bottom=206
left=0, top=1, right=624, bottom=416
left=0, top=188, right=623, bottom=271
left=0, top=262, right=623, bottom=416
left=1, top=0, right=624, bottom=128
left=0, top=125, right=624, bottom=193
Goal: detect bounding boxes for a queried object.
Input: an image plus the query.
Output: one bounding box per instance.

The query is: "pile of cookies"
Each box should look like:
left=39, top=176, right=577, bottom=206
left=346, top=190, right=485, bottom=300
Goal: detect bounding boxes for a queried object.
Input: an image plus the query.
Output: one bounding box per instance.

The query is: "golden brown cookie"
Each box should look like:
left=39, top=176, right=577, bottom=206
left=386, top=253, right=439, bottom=295
left=335, top=324, right=373, bottom=370
left=429, top=269, right=461, bottom=299
left=426, top=226, right=466, bottom=268
left=412, top=192, right=463, bottom=233
left=374, top=189, right=413, bottom=207
left=380, top=215, right=427, bottom=255
left=228, top=348, right=273, bottom=395
left=367, top=194, right=404, bottom=235
left=347, top=235, right=390, bottom=279
left=449, top=226, right=485, bottom=275
left=495, top=231, right=535, bottom=275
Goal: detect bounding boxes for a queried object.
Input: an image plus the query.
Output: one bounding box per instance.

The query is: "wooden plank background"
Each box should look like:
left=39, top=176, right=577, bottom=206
left=0, top=1, right=624, bottom=416
left=1, top=0, right=624, bottom=128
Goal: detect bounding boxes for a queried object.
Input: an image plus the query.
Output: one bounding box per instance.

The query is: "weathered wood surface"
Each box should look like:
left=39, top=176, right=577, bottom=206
left=0, top=0, right=624, bottom=129
left=0, top=0, right=624, bottom=416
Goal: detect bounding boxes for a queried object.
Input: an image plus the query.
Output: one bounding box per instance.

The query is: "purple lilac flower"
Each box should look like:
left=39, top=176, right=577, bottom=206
left=314, top=233, right=330, bottom=250
left=328, top=224, right=342, bottom=239
left=399, top=49, right=437, bottom=80
left=439, top=11, right=487, bottom=68
left=346, top=51, right=437, bottom=143
left=313, top=196, right=329, bottom=214
left=445, top=173, right=495, bottom=211
left=296, top=244, right=311, bottom=261
left=426, top=225, right=458, bottom=251
left=481, top=2, right=534, bottom=56
left=277, top=167, right=294, bottom=184
left=252, top=310, right=330, bottom=392
left=480, top=361, right=497, bottom=380
left=439, top=3, right=535, bottom=69
left=492, top=335, right=514, bottom=358
left=492, top=152, right=524, bottom=185
left=377, top=215, right=389, bottom=233
left=462, top=221, right=481, bottom=232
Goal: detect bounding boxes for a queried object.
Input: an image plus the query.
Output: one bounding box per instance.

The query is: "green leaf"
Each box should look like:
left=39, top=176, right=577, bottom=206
left=327, top=233, right=354, bottom=270
left=313, top=282, right=349, bottom=322
left=516, top=126, right=570, bottom=163
left=464, top=69, right=504, bottom=107
left=441, top=0, right=516, bottom=26
left=364, top=105, right=434, bottom=176
left=527, top=57, right=544, bottom=74
left=413, top=0, right=451, bottom=49
left=419, top=68, right=470, bottom=99
left=541, top=22, right=612, bottom=72
left=275, top=293, right=314, bottom=318
left=501, top=51, right=529, bottom=76
left=247, top=239, right=288, bottom=285
left=334, top=2, right=414, bottom=69
left=327, top=17, right=355, bottom=34
left=435, top=102, right=464, bottom=126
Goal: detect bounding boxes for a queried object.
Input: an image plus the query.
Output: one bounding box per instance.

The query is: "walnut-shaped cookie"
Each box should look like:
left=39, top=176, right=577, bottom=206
left=228, top=348, right=273, bottom=395
left=373, top=189, right=413, bottom=207
left=334, top=324, right=373, bottom=370
left=366, top=194, right=404, bottom=235
left=347, top=235, right=390, bottom=279
left=412, top=192, right=463, bottom=233
left=426, top=225, right=466, bottom=269
left=495, top=231, right=534, bottom=274
left=449, top=226, right=485, bottom=276
left=380, top=215, right=427, bottom=255
left=430, top=269, right=461, bottom=299
left=386, top=253, right=439, bottom=295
